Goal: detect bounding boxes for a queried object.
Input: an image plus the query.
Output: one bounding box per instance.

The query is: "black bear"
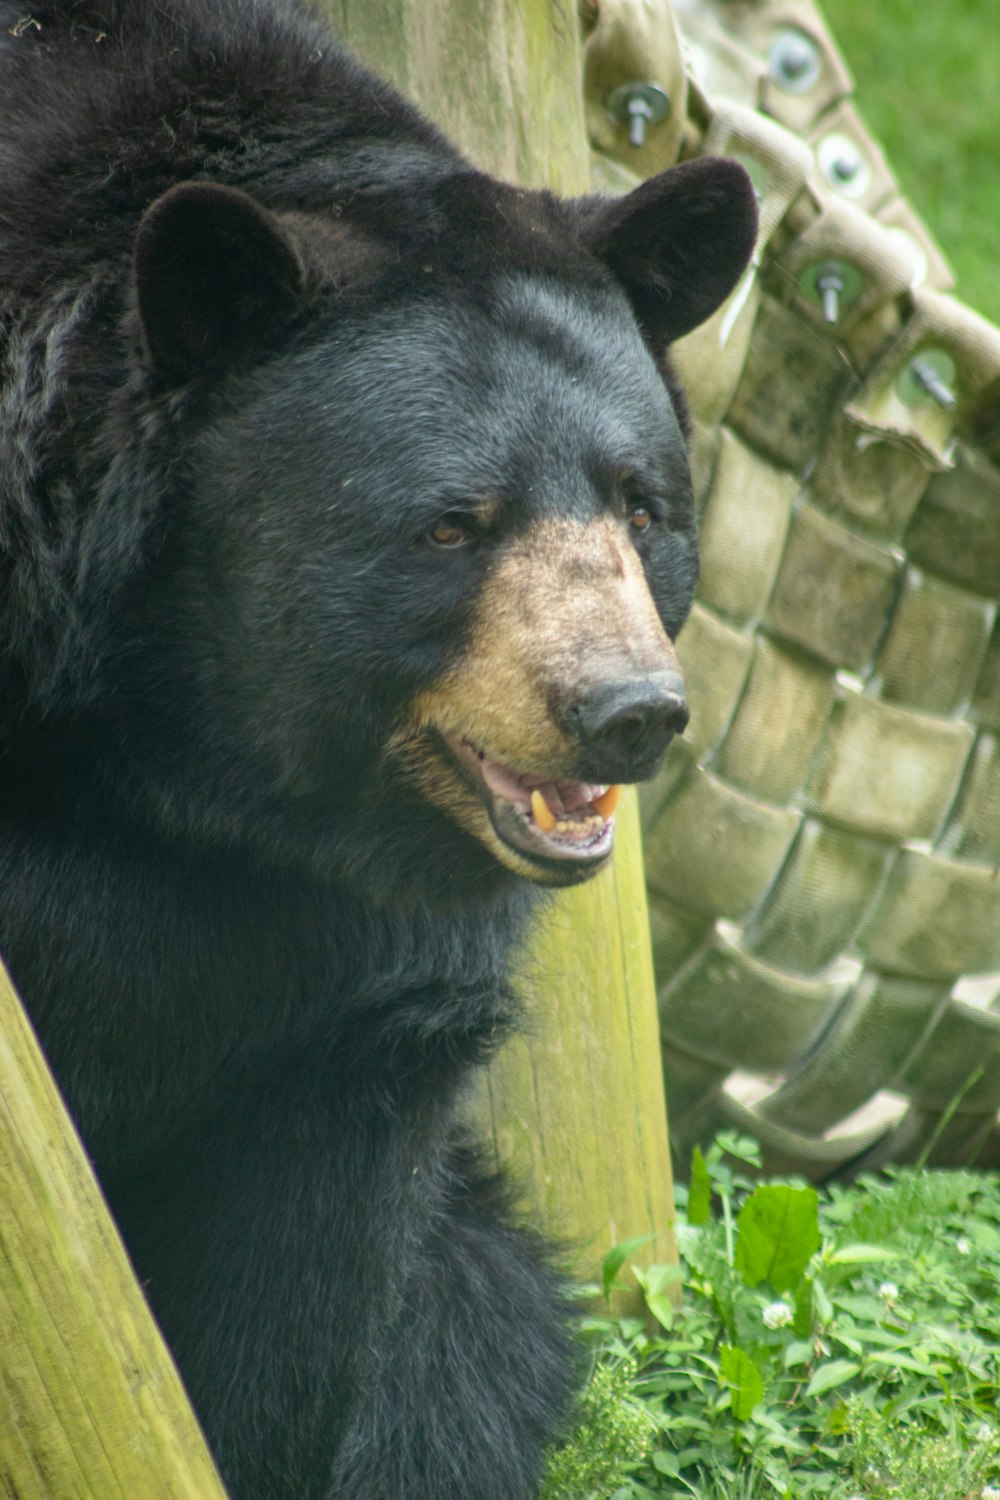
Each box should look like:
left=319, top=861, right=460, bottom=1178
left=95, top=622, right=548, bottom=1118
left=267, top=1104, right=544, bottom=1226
left=0, top=2, right=756, bottom=1496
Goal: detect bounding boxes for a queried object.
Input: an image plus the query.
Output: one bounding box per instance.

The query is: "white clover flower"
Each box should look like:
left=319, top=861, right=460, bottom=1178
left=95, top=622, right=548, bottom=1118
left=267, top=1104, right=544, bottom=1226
left=878, top=1281, right=899, bottom=1303
left=977, top=1423, right=994, bottom=1443
left=762, top=1300, right=794, bottom=1329
left=957, top=1237, right=972, bottom=1255
left=980, top=1486, right=1000, bottom=1500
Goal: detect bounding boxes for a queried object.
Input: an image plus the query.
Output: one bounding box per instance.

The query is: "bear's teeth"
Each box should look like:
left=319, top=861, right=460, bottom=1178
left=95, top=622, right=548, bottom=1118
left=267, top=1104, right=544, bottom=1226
left=555, top=815, right=605, bottom=838
left=530, top=788, right=557, bottom=832
left=531, top=786, right=619, bottom=836
left=592, top=785, right=620, bottom=818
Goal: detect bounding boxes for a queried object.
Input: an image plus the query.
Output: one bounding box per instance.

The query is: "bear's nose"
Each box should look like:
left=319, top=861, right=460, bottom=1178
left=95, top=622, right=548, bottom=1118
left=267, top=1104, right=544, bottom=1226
left=566, top=672, right=688, bottom=780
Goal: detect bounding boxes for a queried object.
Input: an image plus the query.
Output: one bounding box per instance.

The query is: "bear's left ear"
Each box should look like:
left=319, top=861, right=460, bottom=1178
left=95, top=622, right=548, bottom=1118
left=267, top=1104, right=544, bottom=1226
left=575, top=157, right=758, bottom=346
left=134, top=182, right=306, bottom=382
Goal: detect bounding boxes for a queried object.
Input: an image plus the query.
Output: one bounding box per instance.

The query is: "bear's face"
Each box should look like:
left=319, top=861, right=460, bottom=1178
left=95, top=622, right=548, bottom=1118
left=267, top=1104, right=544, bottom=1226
left=180, top=279, right=694, bottom=887
left=131, top=163, right=756, bottom=896
left=389, top=278, right=696, bottom=886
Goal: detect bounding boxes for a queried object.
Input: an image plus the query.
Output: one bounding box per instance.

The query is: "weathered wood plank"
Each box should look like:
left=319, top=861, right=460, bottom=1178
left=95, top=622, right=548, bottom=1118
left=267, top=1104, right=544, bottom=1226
left=480, top=791, right=679, bottom=1300
left=322, top=0, right=589, bottom=191
left=0, top=959, right=230, bottom=1498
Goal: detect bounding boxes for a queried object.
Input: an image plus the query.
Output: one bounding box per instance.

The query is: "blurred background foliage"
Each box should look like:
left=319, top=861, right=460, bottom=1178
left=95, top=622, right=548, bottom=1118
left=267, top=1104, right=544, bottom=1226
left=821, top=0, right=1000, bottom=325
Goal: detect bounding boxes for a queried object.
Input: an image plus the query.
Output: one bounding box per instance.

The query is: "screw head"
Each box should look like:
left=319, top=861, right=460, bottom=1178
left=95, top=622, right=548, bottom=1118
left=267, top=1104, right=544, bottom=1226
left=606, top=82, right=671, bottom=149
left=798, top=259, right=864, bottom=325
left=816, top=132, right=871, bottom=199
left=897, top=348, right=958, bottom=410
left=768, top=29, right=822, bottom=93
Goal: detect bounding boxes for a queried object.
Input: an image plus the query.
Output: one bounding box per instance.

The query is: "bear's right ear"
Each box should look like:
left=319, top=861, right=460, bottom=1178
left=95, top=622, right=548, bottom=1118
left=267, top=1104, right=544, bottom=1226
left=134, top=182, right=305, bottom=383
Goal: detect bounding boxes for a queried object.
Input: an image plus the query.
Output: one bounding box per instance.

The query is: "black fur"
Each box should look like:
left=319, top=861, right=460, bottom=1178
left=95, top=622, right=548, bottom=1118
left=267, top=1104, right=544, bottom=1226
left=0, top=4, right=756, bottom=1496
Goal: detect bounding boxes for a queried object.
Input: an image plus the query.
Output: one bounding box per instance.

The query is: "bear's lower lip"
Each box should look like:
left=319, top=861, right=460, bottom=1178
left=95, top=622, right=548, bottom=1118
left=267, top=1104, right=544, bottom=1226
left=441, top=731, right=618, bottom=870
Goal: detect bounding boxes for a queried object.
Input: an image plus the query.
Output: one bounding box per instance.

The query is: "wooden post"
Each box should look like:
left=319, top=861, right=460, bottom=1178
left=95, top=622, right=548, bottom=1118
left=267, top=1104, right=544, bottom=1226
left=322, top=0, right=680, bottom=1300
left=0, top=959, right=230, bottom=1499
left=319, top=0, right=589, bottom=193
left=480, top=792, right=679, bottom=1291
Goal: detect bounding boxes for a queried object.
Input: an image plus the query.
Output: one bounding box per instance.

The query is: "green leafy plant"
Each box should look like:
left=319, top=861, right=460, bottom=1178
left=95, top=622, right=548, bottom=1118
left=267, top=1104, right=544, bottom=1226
left=538, top=1359, right=655, bottom=1500
left=542, top=1132, right=1000, bottom=1499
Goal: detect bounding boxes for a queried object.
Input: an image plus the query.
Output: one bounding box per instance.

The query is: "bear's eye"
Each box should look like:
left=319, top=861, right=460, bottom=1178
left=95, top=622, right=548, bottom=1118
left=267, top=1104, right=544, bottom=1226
left=427, top=516, right=475, bottom=550
left=620, top=481, right=663, bottom=535
left=627, top=503, right=653, bottom=533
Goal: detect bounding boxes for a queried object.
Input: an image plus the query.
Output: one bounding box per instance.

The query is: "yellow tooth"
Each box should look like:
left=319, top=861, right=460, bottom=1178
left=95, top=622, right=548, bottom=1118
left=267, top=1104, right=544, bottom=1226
left=593, top=784, right=620, bottom=819
left=531, top=788, right=557, bottom=832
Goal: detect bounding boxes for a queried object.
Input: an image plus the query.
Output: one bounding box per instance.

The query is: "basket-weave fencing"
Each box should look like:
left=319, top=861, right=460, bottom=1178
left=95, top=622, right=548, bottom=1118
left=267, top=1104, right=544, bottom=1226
left=589, top=0, right=1000, bottom=1178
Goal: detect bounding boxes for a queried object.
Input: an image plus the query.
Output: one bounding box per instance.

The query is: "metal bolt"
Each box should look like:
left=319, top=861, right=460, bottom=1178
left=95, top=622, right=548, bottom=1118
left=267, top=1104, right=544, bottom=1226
left=605, top=82, right=671, bottom=150
left=897, top=349, right=958, bottom=410
left=831, top=153, right=859, bottom=186
left=816, top=133, right=871, bottom=200
left=817, top=268, right=844, bottom=325
left=798, top=259, right=862, bottom=326
left=910, top=357, right=957, bottom=409
left=768, top=29, right=822, bottom=93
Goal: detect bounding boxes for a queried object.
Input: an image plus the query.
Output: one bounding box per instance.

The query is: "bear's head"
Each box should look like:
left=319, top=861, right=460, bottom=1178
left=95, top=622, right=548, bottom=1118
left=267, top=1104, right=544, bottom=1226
left=127, top=159, right=756, bottom=899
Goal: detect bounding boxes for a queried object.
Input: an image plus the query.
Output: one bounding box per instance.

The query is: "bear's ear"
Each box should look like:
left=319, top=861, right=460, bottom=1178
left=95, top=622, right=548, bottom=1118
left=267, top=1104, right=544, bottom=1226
left=575, top=157, right=758, bottom=346
left=134, top=182, right=305, bottom=382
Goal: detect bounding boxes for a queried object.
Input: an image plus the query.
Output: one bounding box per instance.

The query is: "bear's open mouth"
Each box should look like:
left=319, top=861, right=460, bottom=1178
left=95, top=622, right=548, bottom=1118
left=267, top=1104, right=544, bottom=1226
left=442, top=731, right=619, bottom=868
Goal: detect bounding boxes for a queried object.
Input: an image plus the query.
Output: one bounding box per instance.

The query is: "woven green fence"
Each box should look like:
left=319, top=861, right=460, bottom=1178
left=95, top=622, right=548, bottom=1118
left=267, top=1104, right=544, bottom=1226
left=587, top=0, right=1000, bottom=1178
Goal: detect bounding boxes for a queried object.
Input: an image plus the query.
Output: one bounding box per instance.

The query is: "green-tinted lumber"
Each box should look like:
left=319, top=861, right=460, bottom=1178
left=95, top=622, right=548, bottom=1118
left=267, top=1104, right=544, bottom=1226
left=321, top=0, right=588, bottom=191
left=0, top=958, right=230, bottom=1499
left=479, top=791, right=680, bottom=1304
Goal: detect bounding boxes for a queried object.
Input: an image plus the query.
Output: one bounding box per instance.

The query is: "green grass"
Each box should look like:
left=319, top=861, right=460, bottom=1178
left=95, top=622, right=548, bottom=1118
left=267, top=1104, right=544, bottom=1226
left=819, top=0, right=1000, bottom=325
left=542, top=1133, right=1000, bottom=1499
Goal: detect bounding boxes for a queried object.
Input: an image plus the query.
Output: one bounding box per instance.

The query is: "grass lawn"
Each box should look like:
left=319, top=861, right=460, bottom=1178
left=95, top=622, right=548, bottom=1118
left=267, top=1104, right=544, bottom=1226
left=819, top=0, right=1000, bottom=326
left=543, top=1141, right=1000, bottom=1500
